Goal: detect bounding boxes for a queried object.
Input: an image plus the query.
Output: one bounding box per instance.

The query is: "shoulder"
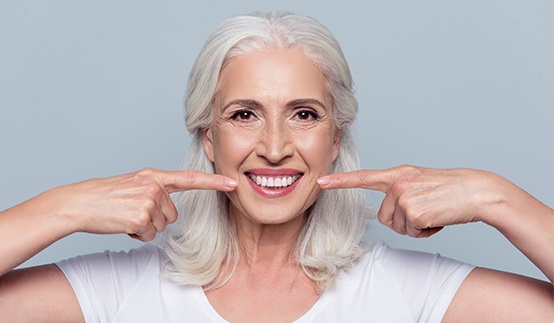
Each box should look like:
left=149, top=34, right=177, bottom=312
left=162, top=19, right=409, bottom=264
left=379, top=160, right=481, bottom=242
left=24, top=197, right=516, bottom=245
left=55, top=243, right=164, bottom=296
left=352, top=240, right=474, bottom=296
left=317, top=241, right=475, bottom=322
left=55, top=244, right=165, bottom=322
left=57, top=243, right=162, bottom=280
left=444, top=267, right=554, bottom=322
left=362, top=240, right=473, bottom=276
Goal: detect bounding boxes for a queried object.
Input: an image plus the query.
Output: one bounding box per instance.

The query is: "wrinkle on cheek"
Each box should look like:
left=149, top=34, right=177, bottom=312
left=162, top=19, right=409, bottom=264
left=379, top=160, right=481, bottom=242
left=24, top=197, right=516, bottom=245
left=306, top=178, right=323, bottom=198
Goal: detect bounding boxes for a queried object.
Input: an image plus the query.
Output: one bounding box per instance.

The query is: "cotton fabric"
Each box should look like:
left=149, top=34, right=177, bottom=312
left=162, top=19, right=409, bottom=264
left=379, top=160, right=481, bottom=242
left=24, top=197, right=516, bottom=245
left=56, top=241, right=473, bottom=322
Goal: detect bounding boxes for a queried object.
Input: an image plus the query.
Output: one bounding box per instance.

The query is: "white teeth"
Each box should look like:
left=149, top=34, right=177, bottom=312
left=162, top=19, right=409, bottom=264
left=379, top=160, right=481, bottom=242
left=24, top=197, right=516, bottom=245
left=248, top=174, right=301, bottom=189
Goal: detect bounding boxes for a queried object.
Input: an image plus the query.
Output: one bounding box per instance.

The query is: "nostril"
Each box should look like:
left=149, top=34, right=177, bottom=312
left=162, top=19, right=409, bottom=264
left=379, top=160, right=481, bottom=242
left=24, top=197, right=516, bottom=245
left=255, top=127, right=294, bottom=163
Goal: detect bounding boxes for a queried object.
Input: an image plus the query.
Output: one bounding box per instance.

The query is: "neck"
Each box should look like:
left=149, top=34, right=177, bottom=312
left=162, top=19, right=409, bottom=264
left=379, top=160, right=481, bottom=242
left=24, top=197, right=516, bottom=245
left=230, top=208, right=307, bottom=270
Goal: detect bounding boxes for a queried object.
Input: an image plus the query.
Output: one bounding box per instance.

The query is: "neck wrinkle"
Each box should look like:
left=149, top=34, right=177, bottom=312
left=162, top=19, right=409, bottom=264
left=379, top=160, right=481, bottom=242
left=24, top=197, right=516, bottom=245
left=230, top=207, right=306, bottom=271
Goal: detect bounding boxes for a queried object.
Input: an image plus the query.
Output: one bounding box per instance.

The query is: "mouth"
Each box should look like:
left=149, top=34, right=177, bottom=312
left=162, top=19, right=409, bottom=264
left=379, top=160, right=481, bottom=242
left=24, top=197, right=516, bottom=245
left=246, top=173, right=303, bottom=190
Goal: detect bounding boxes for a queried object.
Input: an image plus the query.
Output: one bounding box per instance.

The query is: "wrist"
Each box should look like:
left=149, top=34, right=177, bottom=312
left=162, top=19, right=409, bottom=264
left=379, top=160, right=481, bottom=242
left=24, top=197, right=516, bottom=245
left=472, top=171, right=514, bottom=227
left=477, top=172, right=545, bottom=232
left=31, top=186, right=82, bottom=237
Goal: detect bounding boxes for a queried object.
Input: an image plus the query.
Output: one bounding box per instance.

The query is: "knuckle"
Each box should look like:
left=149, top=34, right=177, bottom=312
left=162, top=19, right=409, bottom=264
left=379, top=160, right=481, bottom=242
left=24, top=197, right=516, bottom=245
left=391, top=176, right=417, bottom=197
left=398, top=164, right=417, bottom=174
left=406, top=227, right=420, bottom=238
left=183, top=171, right=198, bottom=186
left=401, top=203, right=419, bottom=221
left=173, top=170, right=199, bottom=189
left=356, top=170, right=370, bottom=184
left=166, top=208, right=179, bottom=224
left=389, top=183, right=401, bottom=197
left=140, top=232, right=155, bottom=242
left=143, top=182, right=163, bottom=198
left=136, top=167, right=156, bottom=178
left=139, top=197, right=157, bottom=211
left=410, top=211, right=428, bottom=228
left=155, top=222, right=167, bottom=233
left=396, top=194, right=410, bottom=209
left=377, top=210, right=390, bottom=226
left=129, top=213, right=151, bottom=230
left=377, top=211, right=385, bottom=223
left=391, top=220, right=405, bottom=235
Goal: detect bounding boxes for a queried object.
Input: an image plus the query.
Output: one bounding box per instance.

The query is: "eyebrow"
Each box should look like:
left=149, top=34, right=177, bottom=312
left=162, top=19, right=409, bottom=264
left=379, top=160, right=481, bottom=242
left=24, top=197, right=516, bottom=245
left=221, top=99, right=262, bottom=112
left=221, top=98, right=328, bottom=111
left=287, top=99, right=328, bottom=110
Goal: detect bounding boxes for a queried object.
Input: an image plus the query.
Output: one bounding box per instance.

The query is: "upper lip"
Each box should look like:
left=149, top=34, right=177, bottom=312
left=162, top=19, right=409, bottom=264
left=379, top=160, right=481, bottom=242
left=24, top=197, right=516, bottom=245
left=245, top=168, right=303, bottom=176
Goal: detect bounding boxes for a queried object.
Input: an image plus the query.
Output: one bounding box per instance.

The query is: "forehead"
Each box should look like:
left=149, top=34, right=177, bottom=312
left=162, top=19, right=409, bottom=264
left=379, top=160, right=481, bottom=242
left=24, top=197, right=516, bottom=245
left=216, top=47, right=331, bottom=107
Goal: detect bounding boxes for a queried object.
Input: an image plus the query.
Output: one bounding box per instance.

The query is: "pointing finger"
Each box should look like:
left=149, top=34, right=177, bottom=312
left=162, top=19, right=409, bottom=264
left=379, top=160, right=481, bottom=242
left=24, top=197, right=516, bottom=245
left=317, top=169, right=396, bottom=192
left=159, top=170, right=238, bottom=193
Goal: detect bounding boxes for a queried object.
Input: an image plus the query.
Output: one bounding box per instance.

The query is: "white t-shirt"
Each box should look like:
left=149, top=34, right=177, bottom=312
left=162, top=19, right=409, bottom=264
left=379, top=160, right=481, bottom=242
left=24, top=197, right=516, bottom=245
left=56, top=241, right=474, bottom=322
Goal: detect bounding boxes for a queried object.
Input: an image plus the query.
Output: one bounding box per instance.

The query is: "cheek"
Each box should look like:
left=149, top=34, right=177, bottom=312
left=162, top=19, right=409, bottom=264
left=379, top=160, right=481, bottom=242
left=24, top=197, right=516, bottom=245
left=296, top=132, right=336, bottom=168
left=213, top=129, right=256, bottom=171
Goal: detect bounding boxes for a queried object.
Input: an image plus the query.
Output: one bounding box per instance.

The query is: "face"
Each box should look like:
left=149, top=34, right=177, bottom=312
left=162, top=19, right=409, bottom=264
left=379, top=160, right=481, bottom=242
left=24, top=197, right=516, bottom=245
left=203, top=47, right=340, bottom=227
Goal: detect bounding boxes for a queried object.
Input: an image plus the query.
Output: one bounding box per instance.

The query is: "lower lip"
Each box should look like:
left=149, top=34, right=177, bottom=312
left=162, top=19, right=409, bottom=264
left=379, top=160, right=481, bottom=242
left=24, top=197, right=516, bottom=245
left=245, top=174, right=301, bottom=198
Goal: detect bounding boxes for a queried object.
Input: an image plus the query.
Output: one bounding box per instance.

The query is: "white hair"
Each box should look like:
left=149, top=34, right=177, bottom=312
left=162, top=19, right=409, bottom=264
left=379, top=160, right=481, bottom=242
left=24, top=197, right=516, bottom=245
left=162, top=11, right=370, bottom=292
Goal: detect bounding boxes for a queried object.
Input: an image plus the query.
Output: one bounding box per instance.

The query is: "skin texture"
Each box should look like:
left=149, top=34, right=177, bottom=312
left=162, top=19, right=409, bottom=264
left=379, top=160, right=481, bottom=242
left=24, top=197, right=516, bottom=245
left=202, top=47, right=338, bottom=322
left=319, top=166, right=554, bottom=321
left=0, top=170, right=236, bottom=322
left=203, top=47, right=339, bottom=229
left=0, top=46, right=552, bottom=322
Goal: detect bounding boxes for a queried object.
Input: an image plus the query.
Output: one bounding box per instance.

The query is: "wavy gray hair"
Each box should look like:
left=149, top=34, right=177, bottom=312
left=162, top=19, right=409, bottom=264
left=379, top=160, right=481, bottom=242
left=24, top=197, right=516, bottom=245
left=163, top=11, right=369, bottom=292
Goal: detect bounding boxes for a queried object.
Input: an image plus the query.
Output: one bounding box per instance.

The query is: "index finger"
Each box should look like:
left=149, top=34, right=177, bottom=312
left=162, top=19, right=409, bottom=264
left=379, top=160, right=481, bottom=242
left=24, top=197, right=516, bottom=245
left=317, top=169, right=394, bottom=192
left=159, top=170, right=238, bottom=193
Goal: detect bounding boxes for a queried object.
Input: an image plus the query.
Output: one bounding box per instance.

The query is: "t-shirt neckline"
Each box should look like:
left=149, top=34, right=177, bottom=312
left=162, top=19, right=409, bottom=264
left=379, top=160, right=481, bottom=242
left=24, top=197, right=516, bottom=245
left=193, top=284, right=331, bottom=322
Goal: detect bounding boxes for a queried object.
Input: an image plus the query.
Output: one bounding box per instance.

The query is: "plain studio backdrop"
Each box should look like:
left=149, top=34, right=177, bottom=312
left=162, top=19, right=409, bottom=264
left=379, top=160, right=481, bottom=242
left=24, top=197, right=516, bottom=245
left=1, top=1, right=552, bottom=281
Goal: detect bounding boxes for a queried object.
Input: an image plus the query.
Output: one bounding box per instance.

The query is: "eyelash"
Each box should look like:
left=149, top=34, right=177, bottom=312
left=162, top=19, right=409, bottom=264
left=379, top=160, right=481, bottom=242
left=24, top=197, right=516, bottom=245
left=230, top=109, right=255, bottom=121
left=294, top=109, right=319, bottom=121
left=228, top=108, right=320, bottom=122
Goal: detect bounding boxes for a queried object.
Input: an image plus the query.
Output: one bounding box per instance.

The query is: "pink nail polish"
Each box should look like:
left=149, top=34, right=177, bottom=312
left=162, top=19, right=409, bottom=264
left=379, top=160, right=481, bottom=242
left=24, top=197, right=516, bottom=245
left=317, top=177, right=330, bottom=186
left=225, top=179, right=238, bottom=188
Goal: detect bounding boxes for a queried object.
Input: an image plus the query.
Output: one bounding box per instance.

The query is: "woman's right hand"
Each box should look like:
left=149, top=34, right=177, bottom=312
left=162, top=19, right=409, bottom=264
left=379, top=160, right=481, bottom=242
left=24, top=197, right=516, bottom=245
left=52, top=168, right=237, bottom=241
left=0, top=168, right=236, bottom=321
left=0, top=168, right=237, bottom=275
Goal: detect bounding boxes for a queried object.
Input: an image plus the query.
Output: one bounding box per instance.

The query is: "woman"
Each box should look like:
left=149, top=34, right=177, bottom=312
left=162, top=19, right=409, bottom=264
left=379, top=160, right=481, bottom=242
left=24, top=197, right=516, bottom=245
left=0, top=11, right=552, bottom=322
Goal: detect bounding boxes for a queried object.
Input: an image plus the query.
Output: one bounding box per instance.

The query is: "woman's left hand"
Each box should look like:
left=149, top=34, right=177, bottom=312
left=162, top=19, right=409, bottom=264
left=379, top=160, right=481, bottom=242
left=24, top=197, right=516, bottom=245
left=317, top=165, right=513, bottom=238
left=319, top=164, right=554, bottom=285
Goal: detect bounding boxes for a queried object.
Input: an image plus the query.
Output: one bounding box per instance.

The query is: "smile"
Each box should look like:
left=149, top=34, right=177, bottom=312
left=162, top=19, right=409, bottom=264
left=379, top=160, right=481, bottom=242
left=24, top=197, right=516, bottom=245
left=247, top=173, right=302, bottom=189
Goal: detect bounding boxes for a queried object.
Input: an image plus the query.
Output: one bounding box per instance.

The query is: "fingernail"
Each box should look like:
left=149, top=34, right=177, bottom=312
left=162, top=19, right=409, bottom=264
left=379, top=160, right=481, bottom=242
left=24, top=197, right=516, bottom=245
left=225, top=179, right=238, bottom=188
left=317, top=177, right=330, bottom=186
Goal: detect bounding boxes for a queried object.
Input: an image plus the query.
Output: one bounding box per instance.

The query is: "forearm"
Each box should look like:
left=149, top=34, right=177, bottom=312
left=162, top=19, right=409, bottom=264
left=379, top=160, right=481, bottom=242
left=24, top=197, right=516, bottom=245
left=482, top=177, right=554, bottom=283
left=0, top=188, right=76, bottom=276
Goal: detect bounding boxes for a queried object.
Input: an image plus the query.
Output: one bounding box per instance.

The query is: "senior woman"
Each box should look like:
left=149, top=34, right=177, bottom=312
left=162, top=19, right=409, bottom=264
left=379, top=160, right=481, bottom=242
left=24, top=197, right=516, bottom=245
left=0, top=11, right=552, bottom=322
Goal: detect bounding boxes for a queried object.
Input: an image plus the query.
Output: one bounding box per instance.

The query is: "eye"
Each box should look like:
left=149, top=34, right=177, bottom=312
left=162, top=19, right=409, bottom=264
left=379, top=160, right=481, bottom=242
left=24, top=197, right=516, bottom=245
left=230, top=109, right=255, bottom=121
left=295, top=109, right=319, bottom=121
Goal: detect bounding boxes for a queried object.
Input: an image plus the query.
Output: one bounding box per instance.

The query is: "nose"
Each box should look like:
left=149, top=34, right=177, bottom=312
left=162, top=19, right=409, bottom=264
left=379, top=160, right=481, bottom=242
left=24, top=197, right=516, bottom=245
left=256, top=119, right=294, bottom=164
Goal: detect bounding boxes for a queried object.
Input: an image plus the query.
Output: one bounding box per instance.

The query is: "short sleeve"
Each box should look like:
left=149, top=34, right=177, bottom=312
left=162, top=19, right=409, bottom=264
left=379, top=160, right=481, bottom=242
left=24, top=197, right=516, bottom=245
left=55, top=244, right=160, bottom=323
left=375, top=242, right=475, bottom=322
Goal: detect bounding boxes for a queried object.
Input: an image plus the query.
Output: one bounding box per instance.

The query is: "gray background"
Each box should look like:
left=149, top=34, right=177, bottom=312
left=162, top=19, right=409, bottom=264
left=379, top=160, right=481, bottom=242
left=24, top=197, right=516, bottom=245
left=1, top=1, right=552, bottom=281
